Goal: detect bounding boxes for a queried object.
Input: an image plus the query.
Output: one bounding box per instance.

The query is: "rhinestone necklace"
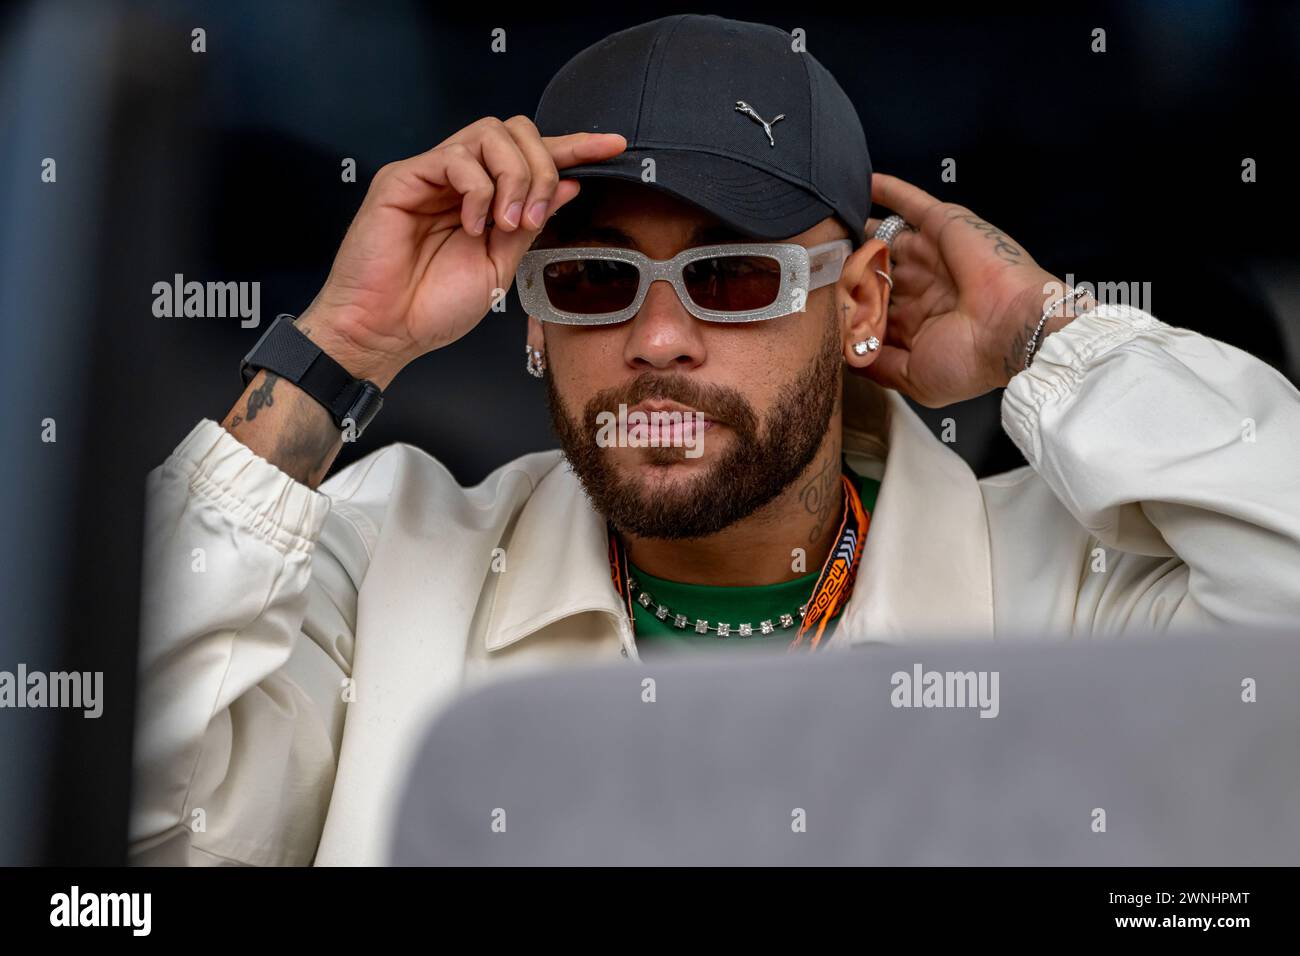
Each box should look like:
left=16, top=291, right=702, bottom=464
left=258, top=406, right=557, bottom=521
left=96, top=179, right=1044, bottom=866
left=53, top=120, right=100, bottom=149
left=628, top=573, right=807, bottom=638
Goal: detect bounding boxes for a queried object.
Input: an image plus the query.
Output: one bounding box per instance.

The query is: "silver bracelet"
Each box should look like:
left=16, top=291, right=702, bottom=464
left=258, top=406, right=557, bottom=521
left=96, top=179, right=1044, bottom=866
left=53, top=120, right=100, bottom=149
left=1024, top=286, right=1090, bottom=370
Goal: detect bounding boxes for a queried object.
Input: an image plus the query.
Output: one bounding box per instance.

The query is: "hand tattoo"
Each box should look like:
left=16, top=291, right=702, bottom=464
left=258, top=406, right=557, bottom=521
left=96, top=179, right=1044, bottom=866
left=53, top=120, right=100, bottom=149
left=952, top=213, right=1024, bottom=265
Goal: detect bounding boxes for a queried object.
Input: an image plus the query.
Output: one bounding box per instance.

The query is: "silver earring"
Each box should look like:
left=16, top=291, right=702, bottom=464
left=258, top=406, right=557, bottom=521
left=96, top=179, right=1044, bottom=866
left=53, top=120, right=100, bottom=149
left=852, top=337, right=880, bottom=356
left=874, top=269, right=893, bottom=290
left=525, top=344, right=546, bottom=378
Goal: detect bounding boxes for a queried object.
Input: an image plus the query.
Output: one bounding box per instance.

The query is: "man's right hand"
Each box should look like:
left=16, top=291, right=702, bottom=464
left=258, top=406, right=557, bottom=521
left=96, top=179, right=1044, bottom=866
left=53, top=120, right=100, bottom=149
left=218, top=118, right=624, bottom=488
left=300, top=118, right=627, bottom=387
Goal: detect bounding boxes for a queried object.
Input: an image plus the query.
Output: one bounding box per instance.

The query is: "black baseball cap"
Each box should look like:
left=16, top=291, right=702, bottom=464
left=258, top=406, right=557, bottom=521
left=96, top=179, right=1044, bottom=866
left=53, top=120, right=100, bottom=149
left=534, top=14, right=872, bottom=247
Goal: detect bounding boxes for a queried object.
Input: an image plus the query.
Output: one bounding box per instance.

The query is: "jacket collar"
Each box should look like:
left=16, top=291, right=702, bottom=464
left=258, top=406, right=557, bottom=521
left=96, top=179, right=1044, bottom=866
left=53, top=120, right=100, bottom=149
left=481, top=453, right=627, bottom=653
left=483, top=371, right=994, bottom=653
left=833, top=373, right=995, bottom=644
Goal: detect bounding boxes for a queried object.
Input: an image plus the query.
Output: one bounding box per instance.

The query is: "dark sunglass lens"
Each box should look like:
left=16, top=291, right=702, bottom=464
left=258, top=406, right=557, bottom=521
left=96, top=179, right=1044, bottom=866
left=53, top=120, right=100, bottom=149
left=542, top=258, right=640, bottom=314
left=683, top=255, right=781, bottom=312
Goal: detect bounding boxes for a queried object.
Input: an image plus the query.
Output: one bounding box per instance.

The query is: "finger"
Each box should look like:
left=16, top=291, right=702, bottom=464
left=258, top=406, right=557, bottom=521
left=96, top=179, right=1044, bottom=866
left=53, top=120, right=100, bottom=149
left=882, top=310, right=913, bottom=350
left=366, top=147, right=493, bottom=232
left=871, top=173, right=943, bottom=227
left=889, top=226, right=929, bottom=264
left=429, top=118, right=533, bottom=231
left=438, top=148, right=497, bottom=235
left=504, top=116, right=562, bottom=230
left=416, top=143, right=582, bottom=242
left=865, top=214, right=925, bottom=266
left=854, top=343, right=911, bottom=393
left=487, top=179, right=583, bottom=276
left=366, top=127, right=620, bottom=241
left=550, top=179, right=583, bottom=216
left=890, top=260, right=931, bottom=295
left=476, top=122, right=534, bottom=232
left=544, top=131, right=627, bottom=169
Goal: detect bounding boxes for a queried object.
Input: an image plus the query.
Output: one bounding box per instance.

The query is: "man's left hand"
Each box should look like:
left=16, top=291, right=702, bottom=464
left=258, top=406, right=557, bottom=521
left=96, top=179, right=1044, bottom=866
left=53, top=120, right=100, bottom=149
left=859, top=173, right=1084, bottom=407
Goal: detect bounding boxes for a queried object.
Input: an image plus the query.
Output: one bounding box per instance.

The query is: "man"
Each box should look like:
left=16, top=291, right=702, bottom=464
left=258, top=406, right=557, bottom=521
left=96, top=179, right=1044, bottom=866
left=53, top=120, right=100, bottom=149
left=130, top=15, right=1300, bottom=865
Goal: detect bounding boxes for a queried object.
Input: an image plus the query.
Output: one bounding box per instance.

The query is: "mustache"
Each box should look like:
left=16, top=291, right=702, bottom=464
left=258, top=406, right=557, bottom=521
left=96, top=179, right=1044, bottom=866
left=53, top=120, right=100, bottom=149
left=583, top=374, right=758, bottom=433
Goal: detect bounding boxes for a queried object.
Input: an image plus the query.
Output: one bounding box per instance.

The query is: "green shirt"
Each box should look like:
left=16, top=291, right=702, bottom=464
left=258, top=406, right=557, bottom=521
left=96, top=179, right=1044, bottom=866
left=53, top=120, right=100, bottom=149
left=630, top=469, right=880, bottom=656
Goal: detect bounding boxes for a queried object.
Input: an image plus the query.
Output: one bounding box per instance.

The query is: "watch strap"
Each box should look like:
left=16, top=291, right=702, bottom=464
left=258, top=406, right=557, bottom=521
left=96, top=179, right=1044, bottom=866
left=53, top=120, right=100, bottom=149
left=240, top=314, right=384, bottom=437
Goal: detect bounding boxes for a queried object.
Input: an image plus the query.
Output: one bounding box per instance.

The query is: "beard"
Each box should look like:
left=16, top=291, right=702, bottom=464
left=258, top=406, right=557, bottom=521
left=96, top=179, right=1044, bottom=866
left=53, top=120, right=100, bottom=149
left=545, top=317, right=843, bottom=540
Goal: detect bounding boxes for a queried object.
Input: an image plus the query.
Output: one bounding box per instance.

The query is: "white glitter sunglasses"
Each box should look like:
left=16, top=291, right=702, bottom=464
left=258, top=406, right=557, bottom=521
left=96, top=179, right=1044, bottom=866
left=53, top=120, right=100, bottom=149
left=516, top=239, right=852, bottom=325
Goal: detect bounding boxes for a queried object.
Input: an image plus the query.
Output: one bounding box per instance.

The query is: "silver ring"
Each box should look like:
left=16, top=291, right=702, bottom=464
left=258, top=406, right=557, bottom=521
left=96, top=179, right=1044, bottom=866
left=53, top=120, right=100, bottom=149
left=873, top=214, right=915, bottom=250
left=874, top=268, right=893, bottom=291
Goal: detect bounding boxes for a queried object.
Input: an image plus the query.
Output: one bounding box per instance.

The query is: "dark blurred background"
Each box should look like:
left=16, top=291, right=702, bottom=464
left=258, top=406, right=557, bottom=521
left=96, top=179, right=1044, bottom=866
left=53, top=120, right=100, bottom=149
left=1, top=0, right=1297, bottom=865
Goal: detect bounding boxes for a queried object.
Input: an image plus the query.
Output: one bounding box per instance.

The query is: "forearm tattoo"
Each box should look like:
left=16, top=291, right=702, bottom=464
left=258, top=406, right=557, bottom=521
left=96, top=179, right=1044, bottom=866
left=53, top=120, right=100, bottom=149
left=1003, top=314, right=1038, bottom=380
left=226, top=369, right=341, bottom=487
left=245, top=371, right=278, bottom=421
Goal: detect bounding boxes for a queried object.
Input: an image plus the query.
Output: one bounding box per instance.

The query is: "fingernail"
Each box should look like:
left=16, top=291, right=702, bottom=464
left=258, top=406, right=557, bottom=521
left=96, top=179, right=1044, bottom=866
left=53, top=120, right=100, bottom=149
left=527, top=200, right=549, bottom=228
left=474, top=216, right=486, bottom=235
left=505, top=202, right=523, bottom=228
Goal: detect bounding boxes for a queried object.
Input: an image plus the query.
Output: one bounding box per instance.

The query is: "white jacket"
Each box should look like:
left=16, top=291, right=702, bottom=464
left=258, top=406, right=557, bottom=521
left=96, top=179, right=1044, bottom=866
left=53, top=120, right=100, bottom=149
left=129, top=304, right=1300, bottom=866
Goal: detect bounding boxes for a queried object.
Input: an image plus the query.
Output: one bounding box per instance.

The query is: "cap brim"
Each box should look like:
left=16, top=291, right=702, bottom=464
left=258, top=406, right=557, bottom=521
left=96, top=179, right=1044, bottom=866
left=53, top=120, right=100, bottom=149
left=558, top=148, right=841, bottom=243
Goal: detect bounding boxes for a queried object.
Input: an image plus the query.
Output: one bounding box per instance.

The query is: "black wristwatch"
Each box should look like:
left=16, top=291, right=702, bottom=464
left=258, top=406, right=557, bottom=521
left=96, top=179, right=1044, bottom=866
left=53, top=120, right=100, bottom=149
left=240, top=314, right=384, bottom=438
